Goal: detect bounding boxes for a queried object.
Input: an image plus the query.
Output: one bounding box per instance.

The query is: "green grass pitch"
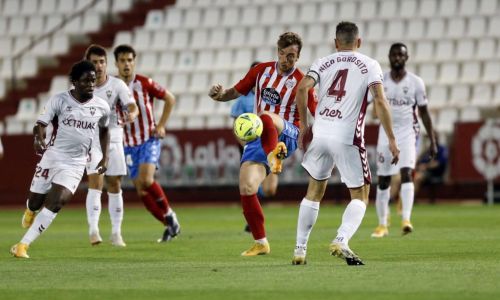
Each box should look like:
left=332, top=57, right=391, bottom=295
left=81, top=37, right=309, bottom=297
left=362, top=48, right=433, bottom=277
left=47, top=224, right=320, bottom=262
left=1, top=202, right=499, bottom=300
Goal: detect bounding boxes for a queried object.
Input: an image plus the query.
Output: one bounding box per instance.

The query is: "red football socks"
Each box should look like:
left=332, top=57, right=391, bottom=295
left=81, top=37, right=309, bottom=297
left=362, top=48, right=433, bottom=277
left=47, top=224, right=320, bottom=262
left=260, top=114, right=278, bottom=155
left=140, top=193, right=167, bottom=225
left=241, top=194, right=266, bottom=240
left=145, top=181, right=171, bottom=214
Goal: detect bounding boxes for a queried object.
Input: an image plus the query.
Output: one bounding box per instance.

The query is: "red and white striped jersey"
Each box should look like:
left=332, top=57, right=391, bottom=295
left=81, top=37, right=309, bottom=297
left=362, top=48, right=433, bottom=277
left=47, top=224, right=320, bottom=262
left=234, top=61, right=316, bottom=128
left=121, top=74, right=166, bottom=147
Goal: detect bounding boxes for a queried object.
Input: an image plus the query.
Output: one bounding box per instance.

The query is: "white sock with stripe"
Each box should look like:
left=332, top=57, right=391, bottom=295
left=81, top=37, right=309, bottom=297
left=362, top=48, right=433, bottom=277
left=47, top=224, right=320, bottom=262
left=21, top=208, right=57, bottom=245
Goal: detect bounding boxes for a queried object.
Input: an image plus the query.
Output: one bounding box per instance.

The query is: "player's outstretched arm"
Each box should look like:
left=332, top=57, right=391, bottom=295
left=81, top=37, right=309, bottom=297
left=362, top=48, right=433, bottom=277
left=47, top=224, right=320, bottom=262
left=296, top=76, right=315, bottom=150
left=418, top=105, right=437, bottom=159
left=125, top=102, right=139, bottom=123
left=33, top=122, right=47, bottom=156
left=208, top=84, right=241, bottom=102
left=155, top=90, right=176, bottom=138
left=97, top=125, right=110, bottom=175
left=371, top=83, right=400, bottom=164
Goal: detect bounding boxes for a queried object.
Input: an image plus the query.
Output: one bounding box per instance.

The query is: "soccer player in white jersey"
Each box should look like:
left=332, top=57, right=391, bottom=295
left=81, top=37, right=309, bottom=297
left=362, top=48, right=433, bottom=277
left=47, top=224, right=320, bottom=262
left=291, top=22, right=399, bottom=265
left=11, top=61, right=111, bottom=258
left=83, top=45, right=138, bottom=247
left=371, top=43, right=437, bottom=238
left=209, top=32, right=317, bottom=256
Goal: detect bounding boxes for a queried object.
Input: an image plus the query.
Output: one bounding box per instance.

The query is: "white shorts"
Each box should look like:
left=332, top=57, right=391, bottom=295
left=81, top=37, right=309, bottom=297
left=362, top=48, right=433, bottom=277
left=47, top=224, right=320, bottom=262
left=30, top=164, right=84, bottom=195
left=376, top=136, right=417, bottom=176
left=86, top=142, right=127, bottom=176
left=302, top=137, right=371, bottom=188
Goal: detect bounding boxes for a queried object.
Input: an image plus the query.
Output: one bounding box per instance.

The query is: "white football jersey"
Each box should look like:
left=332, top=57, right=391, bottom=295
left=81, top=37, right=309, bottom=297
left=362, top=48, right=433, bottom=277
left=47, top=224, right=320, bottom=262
left=377, top=71, right=428, bottom=144
left=37, top=91, right=110, bottom=169
left=307, top=51, right=383, bottom=147
left=93, top=76, right=134, bottom=143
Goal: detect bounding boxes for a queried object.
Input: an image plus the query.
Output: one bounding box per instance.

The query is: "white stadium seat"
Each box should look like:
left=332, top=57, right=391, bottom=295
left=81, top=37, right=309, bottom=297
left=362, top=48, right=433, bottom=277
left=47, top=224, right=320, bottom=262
left=14, top=98, right=37, bottom=121
left=359, top=1, right=378, bottom=20
left=479, top=0, right=498, bottom=15
left=426, top=19, right=445, bottom=40
left=151, top=31, right=169, bottom=52
left=20, top=0, right=38, bottom=16
left=460, top=107, right=481, bottom=122
left=436, top=108, right=458, bottom=133
left=439, top=63, right=459, bottom=84
left=459, top=0, right=479, bottom=16
left=164, top=7, right=183, bottom=29
left=298, top=3, right=317, bottom=24
left=379, top=0, right=398, bottom=19
left=438, top=0, right=458, bottom=17
left=144, top=10, right=165, bottom=30
left=470, top=84, right=493, bottom=107
left=427, top=85, right=448, bottom=109
left=202, top=8, right=220, bottom=28
left=448, top=85, right=470, bottom=108
left=221, top=7, right=239, bottom=27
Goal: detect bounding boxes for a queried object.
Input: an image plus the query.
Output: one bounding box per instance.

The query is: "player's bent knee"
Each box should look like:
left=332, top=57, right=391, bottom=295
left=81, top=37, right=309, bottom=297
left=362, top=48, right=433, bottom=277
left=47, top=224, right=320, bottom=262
left=378, top=176, right=391, bottom=190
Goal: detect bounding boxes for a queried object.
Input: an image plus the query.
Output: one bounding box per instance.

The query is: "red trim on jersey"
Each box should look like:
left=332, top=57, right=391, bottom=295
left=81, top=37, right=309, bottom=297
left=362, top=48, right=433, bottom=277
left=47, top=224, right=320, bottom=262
left=359, top=146, right=372, bottom=184
left=353, top=88, right=369, bottom=147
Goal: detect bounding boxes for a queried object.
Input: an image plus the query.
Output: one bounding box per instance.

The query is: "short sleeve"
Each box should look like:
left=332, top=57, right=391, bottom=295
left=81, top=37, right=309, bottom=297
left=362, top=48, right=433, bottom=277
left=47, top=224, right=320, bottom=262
left=99, top=106, right=110, bottom=127
left=37, top=95, right=59, bottom=125
left=367, top=60, right=384, bottom=88
left=234, top=64, right=262, bottom=96
left=147, top=77, right=167, bottom=99
left=414, top=76, right=428, bottom=106
left=116, top=79, right=134, bottom=107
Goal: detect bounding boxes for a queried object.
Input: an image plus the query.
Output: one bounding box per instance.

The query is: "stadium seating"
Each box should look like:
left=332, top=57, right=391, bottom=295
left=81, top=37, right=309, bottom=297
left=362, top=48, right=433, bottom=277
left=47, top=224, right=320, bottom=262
left=1, top=0, right=499, bottom=136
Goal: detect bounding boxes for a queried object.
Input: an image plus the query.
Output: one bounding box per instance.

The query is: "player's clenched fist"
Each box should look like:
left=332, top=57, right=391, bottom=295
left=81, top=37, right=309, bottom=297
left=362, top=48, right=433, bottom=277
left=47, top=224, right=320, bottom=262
left=209, top=84, right=223, bottom=101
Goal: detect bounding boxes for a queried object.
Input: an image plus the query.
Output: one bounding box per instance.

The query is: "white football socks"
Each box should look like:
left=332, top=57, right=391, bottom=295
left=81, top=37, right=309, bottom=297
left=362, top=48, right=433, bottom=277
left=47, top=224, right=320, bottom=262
left=296, top=198, right=320, bottom=247
left=333, top=199, right=366, bottom=245
left=21, top=208, right=57, bottom=245
left=86, top=188, right=102, bottom=234
left=108, top=191, right=124, bottom=236
left=375, top=187, right=390, bottom=226
left=401, top=182, right=415, bottom=221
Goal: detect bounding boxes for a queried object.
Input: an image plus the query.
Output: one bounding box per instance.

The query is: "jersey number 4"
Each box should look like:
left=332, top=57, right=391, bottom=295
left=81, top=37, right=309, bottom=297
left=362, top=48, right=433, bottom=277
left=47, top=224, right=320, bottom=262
left=327, top=69, right=348, bottom=102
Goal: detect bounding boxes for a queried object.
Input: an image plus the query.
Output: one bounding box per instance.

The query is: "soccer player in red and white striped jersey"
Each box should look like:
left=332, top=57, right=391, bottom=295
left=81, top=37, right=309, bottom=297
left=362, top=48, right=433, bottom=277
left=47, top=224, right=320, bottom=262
left=209, top=32, right=317, bottom=256
left=114, top=45, right=180, bottom=243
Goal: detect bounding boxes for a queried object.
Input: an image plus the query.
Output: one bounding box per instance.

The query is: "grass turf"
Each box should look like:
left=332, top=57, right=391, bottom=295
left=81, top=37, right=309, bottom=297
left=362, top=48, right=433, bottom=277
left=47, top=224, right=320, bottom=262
left=0, top=202, right=499, bottom=300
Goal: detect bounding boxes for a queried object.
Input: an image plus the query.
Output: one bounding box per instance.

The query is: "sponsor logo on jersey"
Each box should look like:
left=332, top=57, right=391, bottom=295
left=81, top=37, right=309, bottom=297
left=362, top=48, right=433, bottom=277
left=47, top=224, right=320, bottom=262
left=319, top=108, right=343, bottom=119
left=62, top=118, right=96, bottom=130
left=285, top=78, right=296, bottom=89
left=388, top=98, right=410, bottom=106
left=261, top=88, right=281, bottom=105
